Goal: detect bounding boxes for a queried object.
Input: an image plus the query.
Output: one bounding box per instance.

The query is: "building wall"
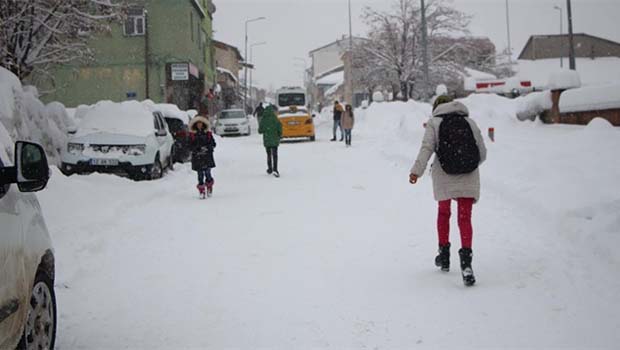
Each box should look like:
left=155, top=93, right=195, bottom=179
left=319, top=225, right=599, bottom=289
left=214, top=46, right=241, bottom=77
left=560, top=109, right=620, bottom=126
left=521, top=35, right=620, bottom=60
left=311, top=44, right=343, bottom=79
left=40, top=0, right=214, bottom=107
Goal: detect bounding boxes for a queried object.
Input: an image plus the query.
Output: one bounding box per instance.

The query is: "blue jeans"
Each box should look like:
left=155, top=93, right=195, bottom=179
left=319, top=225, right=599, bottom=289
left=344, top=129, right=352, bottom=144
left=333, top=119, right=343, bottom=139
left=197, top=168, right=213, bottom=185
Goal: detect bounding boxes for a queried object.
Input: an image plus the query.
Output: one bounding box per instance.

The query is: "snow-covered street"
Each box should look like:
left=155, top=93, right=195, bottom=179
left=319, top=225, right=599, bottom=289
left=38, top=101, right=620, bottom=349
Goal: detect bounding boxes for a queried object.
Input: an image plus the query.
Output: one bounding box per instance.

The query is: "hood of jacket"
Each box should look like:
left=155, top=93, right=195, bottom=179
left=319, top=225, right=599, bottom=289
left=432, top=101, right=469, bottom=118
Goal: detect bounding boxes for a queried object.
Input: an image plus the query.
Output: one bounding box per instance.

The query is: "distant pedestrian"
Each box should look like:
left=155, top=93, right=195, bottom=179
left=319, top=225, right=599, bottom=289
left=341, top=104, right=355, bottom=146
left=408, top=97, right=487, bottom=286
left=189, top=116, right=216, bottom=199
left=254, top=102, right=265, bottom=122
left=331, top=100, right=344, bottom=141
left=258, top=105, right=282, bottom=178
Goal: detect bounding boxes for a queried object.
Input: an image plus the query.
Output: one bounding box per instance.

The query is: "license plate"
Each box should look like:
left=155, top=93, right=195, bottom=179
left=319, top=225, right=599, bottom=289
left=288, top=121, right=300, bottom=125
left=225, top=128, right=238, bottom=132
left=90, top=159, right=119, bottom=166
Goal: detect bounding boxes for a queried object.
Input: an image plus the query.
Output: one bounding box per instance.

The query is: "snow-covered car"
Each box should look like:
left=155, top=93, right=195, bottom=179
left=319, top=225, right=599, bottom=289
left=150, top=104, right=192, bottom=163
left=0, top=140, right=56, bottom=350
left=60, top=101, right=174, bottom=180
left=214, top=109, right=251, bottom=136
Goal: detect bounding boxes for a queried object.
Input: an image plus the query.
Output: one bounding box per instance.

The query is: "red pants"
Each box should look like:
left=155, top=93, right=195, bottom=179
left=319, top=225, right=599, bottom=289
left=437, top=198, right=474, bottom=249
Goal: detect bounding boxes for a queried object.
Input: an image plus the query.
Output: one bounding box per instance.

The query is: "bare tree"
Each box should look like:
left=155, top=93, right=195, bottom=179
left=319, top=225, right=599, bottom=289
left=361, top=0, right=471, bottom=101
left=0, top=0, right=123, bottom=81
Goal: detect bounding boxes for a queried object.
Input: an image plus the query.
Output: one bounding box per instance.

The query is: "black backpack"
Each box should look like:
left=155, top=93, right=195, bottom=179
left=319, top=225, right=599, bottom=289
left=436, top=114, right=480, bottom=175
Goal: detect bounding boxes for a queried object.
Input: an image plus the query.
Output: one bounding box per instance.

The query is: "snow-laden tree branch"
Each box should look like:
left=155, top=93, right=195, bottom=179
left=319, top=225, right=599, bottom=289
left=359, top=0, right=472, bottom=100
left=0, top=0, right=125, bottom=81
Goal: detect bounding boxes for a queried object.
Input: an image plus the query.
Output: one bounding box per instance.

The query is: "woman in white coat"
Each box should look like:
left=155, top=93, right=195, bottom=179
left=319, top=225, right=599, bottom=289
left=409, top=97, right=487, bottom=286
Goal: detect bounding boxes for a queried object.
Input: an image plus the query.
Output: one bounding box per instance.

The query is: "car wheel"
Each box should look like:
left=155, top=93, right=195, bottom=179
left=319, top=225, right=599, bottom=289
left=150, top=156, right=163, bottom=180
left=309, top=135, right=316, bottom=141
left=17, top=271, right=57, bottom=350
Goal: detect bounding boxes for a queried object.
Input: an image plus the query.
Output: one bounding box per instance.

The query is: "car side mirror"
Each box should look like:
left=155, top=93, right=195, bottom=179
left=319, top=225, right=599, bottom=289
left=0, top=141, right=50, bottom=192
left=67, top=125, right=77, bottom=135
left=156, top=130, right=167, bottom=137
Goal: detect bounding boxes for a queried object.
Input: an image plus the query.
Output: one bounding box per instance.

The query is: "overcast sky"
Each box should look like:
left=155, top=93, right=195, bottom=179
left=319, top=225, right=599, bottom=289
left=213, top=0, right=620, bottom=89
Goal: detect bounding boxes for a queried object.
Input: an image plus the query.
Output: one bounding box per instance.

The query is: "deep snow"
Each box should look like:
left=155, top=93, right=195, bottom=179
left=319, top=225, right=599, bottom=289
left=37, top=97, right=620, bottom=349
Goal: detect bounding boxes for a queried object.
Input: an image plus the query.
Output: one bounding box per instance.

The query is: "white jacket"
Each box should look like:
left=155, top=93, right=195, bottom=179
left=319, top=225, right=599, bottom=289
left=411, top=101, right=487, bottom=202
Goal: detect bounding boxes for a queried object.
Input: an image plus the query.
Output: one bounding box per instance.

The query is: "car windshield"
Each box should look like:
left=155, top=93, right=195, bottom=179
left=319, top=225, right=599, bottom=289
left=220, top=110, right=245, bottom=119
left=278, top=93, right=305, bottom=107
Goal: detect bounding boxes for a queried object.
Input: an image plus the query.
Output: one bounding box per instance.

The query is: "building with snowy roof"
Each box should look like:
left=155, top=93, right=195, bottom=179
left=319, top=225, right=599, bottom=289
left=518, top=33, right=620, bottom=61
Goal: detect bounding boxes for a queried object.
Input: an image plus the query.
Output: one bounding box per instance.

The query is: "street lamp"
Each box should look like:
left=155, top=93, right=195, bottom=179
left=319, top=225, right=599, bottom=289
left=553, top=5, right=564, bottom=68
left=249, top=41, right=267, bottom=107
left=244, top=16, right=266, bottom=113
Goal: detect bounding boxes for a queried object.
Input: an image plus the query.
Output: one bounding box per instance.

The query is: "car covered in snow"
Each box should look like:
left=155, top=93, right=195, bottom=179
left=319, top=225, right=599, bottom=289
left=214, top=109, right=251, bottom=136
left=0, top=140, right=56, bottom=349
left=149, top=103, right=192, bottom=163
left=60, top=100, right=174, bottom=180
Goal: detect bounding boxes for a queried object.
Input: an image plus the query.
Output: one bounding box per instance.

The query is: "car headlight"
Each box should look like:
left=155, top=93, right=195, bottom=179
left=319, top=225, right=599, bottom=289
left=127, top=145, right=146, bottom=156
left=68, top=143, right=84, bottom=155
left=241, top=121, right=249, bottom=126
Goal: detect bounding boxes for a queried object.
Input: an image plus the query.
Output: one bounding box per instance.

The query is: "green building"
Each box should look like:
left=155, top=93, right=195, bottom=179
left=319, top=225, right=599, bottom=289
left=39, top=0, right=217, bottom=110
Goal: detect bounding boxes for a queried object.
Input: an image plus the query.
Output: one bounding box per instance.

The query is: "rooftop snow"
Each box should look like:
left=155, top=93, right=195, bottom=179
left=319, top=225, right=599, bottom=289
left=559, top=83, right=620, bottom=113
left=515, top=57, right=620, bottom=89
left=77, top=100, right=156, bottom=138
left=316, top=71, right=344, bottom=86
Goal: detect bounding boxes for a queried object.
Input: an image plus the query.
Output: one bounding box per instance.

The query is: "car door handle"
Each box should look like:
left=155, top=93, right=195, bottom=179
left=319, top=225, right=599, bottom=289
left=0, top=299, right=19, bottom=323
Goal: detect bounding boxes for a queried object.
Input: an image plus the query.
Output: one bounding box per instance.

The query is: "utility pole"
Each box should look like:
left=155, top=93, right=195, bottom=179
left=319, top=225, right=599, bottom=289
left=566, top=0, right=576, bottom=70
left=144, top=9, right=150, bottom=99
left=244, top=17, right=265, bottom=114
left=344, top=0, right=354, bottom=106
left=420, top=0, right=430, bottom=100
left=505, top=0, right=512, bottom=66
left=554, top=5, right=563, bottom=68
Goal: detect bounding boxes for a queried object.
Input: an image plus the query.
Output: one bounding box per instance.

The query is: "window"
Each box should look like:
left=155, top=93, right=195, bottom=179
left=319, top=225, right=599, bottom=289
left=124, top=7, right=145, bottom=36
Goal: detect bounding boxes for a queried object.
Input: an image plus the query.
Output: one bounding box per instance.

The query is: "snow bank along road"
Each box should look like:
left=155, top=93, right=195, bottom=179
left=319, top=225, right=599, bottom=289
left=39, top=98, right=620, bottom=349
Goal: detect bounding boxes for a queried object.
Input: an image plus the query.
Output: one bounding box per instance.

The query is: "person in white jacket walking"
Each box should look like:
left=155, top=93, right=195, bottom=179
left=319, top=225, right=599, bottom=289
left=409, top=97, right=487, bottom=286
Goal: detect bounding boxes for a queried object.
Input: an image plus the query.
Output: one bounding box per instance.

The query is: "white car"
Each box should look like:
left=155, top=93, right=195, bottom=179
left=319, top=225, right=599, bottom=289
left=0, top=140, right=56, bottom=349
left=214, top=109, right=251, bottom=136
left=60, top=101, right=174, bottom=180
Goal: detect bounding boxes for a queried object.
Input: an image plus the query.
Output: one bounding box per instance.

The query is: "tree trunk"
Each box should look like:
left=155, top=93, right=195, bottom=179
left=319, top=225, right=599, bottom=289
left=400, top=81, right=409, bottom=101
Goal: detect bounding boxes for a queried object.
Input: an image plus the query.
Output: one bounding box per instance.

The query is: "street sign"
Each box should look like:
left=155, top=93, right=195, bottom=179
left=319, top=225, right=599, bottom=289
left=171, top=63, right=189, bottom=81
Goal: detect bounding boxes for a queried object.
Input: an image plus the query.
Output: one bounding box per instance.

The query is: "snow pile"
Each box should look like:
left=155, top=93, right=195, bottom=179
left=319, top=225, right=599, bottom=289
left=548, top=70, right=582, bottom=90
left=0, top=67, right=71, bottom=164
left=514, top=90, right=553, bottom=121
left=76, top=100, right=155, bottom=138
left=559, top=83, right=620, bottom=113
left=146, top=102, right=190, bottom=123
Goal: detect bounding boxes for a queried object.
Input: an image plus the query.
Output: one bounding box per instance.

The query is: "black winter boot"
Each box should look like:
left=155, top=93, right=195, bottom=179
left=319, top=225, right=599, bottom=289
left=459, top=248, right=476, bottom=286
left=434, top=243, right=450, bottom=272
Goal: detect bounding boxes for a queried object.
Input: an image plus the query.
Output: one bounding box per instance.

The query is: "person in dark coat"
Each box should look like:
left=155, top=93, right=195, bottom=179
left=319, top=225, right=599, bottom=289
left=254, top=102, right=265, bottom=122
left=258, top=105, right=282, bottom=177
left=331, top=100, right=344, bottom=141
left=189, top=116, right=216, bottom=198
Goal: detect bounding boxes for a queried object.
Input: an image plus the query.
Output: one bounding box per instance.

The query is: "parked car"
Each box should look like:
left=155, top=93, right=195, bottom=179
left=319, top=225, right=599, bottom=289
left=60, top=100, right=174, bottom=180
left=214, top=109, right=251, bottom=136
left=151, top=104, right=192, bottom=163
left=0, top=140, right=56, bottom=349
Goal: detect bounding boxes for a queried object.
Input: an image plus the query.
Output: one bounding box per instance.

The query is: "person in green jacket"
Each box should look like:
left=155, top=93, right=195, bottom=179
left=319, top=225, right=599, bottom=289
left=258, top=105, right=283, bottom=177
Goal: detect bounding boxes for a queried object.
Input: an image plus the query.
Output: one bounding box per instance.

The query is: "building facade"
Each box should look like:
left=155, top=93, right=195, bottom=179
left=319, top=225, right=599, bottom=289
left=39, top=0, right=217, bottom=110
left=213, top=40, right=243, bottom=109
left=518, top=33, right=620, bottom=60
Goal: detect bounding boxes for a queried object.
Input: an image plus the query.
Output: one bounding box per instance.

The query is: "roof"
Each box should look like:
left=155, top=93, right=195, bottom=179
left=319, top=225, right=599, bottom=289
left=308, top=36, right=369, bottom=55
left=518, top=33, right=620, bottom=60
left=213, top=40, right=243, bottom=61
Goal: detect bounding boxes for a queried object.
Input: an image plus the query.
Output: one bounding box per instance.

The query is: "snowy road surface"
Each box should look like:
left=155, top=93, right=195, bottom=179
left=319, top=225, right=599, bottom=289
left=39, top=99, right=620, bottom=349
